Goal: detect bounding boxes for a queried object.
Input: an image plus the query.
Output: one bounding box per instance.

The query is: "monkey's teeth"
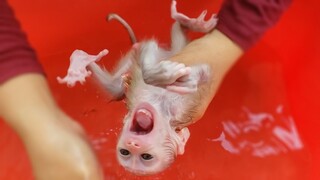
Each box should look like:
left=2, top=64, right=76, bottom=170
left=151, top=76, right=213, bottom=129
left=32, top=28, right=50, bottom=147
left=137, top=109, right=152, bottom=118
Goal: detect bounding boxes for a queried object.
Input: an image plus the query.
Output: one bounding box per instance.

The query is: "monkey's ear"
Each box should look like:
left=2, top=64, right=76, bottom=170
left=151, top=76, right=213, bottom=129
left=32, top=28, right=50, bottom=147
left=177, top=127, right=190, bottom=155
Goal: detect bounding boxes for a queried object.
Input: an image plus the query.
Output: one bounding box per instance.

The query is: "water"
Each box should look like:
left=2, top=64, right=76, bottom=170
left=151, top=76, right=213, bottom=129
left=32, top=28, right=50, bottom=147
left=1, top=0, right=319, bottom=179
left=210, top=105, right=304, bottom=158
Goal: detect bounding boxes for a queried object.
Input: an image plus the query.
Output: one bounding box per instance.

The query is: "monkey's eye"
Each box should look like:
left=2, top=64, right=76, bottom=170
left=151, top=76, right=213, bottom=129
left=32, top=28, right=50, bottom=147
left=141, top=153, right=153, bottom=160
left=119, top=149, right=130, bottom=156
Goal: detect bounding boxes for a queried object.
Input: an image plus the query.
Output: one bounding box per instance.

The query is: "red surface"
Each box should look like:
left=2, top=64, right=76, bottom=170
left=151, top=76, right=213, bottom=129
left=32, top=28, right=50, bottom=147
left=1, top=0, right=319, bottom=179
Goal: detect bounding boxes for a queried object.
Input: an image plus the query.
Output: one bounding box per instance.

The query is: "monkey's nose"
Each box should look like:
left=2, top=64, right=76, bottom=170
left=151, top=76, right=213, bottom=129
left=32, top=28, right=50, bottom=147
left=127, top=141, right=140, bottom=148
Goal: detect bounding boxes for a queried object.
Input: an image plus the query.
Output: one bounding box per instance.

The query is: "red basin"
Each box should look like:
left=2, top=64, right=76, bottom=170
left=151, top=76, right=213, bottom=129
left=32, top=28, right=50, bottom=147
left=1, top=0, right=319, bottom=179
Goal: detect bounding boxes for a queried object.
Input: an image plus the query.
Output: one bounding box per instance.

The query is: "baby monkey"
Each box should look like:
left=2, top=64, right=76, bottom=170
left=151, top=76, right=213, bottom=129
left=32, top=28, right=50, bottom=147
left=57, top=0, right=217, bottom=175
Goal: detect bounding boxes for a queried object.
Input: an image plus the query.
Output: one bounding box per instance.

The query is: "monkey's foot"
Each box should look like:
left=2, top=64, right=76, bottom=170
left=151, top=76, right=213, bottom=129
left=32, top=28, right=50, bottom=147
left=57, top=49, right=108, bottom=87
left=171, top=0, right=218, bottom=33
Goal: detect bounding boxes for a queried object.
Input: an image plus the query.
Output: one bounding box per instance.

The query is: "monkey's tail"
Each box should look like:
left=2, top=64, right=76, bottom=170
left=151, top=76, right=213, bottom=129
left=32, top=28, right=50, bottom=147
left=107, top=13, right=137, bottom=44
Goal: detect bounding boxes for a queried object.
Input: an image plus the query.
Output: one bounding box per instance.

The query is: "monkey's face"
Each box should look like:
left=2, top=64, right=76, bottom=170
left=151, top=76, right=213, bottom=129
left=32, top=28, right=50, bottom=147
left=116, top=102, right=190, bottom=175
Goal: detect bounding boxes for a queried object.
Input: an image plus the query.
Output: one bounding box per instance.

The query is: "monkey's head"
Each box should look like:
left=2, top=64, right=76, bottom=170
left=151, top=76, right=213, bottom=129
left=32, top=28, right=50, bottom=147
left=116, top=102, right=190, bottom=175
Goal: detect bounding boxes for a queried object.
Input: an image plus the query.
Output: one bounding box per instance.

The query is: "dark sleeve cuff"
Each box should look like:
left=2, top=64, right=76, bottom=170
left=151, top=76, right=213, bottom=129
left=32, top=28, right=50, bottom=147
left=216, top=0, right=292, bottom=50
left=0, top=0, right=45, bottom=84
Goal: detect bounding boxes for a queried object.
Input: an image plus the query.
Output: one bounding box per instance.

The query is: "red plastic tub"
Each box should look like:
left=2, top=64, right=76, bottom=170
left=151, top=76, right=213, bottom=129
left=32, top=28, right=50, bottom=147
left=1, top=0, right=319, bottom=179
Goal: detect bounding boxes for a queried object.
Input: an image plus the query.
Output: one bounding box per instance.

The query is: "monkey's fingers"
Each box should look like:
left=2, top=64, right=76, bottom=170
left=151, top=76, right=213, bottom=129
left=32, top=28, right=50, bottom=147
left=160, top=61, right=190, bottom=83
left=57, top=69, right=91, bottom=87
left=166, top=85, right=197, bottom=94
left=166, top=79, right=197, bottom=94
left=171, top=67, right=191, bottom=83
left=57, top=76, right=76, bottom=87
left=171, top=0, right=191, bottom=25
left=56, top=76, right=66, bottom=84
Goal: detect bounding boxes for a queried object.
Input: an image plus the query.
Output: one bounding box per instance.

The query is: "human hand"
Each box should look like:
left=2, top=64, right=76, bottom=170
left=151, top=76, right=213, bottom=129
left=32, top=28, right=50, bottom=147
left=0, top=74, right=103, bottom=180
left=23, top=112, right=103, bottom=180
left=165, top=30, right=243, bottom=121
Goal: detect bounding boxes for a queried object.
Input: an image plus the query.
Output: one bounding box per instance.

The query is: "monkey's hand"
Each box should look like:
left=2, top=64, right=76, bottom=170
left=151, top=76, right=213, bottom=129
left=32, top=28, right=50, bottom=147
left=166, top=64, right=211, bottom=94
left=142, top=60, right=191, bottom=86
left=171, top=0, right=218, bottom=33
left=142, top=60, right=210, bottom=94
left=57, top=49, right=109, bottom=87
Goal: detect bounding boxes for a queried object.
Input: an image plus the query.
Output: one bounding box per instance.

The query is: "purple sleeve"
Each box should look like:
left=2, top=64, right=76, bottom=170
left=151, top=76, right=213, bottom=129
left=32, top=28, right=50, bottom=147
left=0, top=0, right=44, bottom=84
left=216, top=0, right=292, bottom=50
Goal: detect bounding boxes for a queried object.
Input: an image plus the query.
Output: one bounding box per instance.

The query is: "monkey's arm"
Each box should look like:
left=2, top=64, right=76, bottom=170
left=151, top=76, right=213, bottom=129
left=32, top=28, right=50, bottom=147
left=57, top=49, right=131, bottom=100
left=142, top=57, right=211, bottom=94
left=88, top=56, right=132, bottom=100
left=165, top=64, right=211, bottom=94
left=138, top=41, right=193, bottom=94
left=57, top=49, right=108, bottom=87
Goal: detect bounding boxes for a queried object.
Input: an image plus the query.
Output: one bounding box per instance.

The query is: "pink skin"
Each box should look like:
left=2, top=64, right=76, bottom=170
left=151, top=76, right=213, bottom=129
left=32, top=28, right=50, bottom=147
left=135, top=110, right=152, bottom=130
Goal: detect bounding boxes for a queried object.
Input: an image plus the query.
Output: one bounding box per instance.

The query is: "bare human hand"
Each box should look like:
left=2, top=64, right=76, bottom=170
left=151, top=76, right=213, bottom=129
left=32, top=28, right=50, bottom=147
left=0, top=74, right=103, bottom=180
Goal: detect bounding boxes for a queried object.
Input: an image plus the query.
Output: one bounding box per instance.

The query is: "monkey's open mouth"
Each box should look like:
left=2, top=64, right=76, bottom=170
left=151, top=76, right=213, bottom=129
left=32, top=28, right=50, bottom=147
left=130, top=109, right=154, bottom=135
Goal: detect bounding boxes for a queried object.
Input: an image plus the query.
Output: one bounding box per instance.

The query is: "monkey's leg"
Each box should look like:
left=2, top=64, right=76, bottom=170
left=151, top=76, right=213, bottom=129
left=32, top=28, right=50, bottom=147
left=140, top=1, right=217, bottom=93
left=150, top=1, right=215, bottom=94
left=171, top=0, right=218, bottom=33
left=170, top=22, right=188, bottom=54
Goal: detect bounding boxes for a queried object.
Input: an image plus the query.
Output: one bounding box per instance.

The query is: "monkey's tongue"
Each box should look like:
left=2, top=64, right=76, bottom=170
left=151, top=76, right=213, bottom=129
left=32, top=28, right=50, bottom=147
left=135, top=109, right=153, bottom=130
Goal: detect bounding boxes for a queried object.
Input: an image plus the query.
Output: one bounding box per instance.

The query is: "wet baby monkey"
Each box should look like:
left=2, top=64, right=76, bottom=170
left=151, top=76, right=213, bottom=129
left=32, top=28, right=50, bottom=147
left=58, top=0, right=217, bottom=175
